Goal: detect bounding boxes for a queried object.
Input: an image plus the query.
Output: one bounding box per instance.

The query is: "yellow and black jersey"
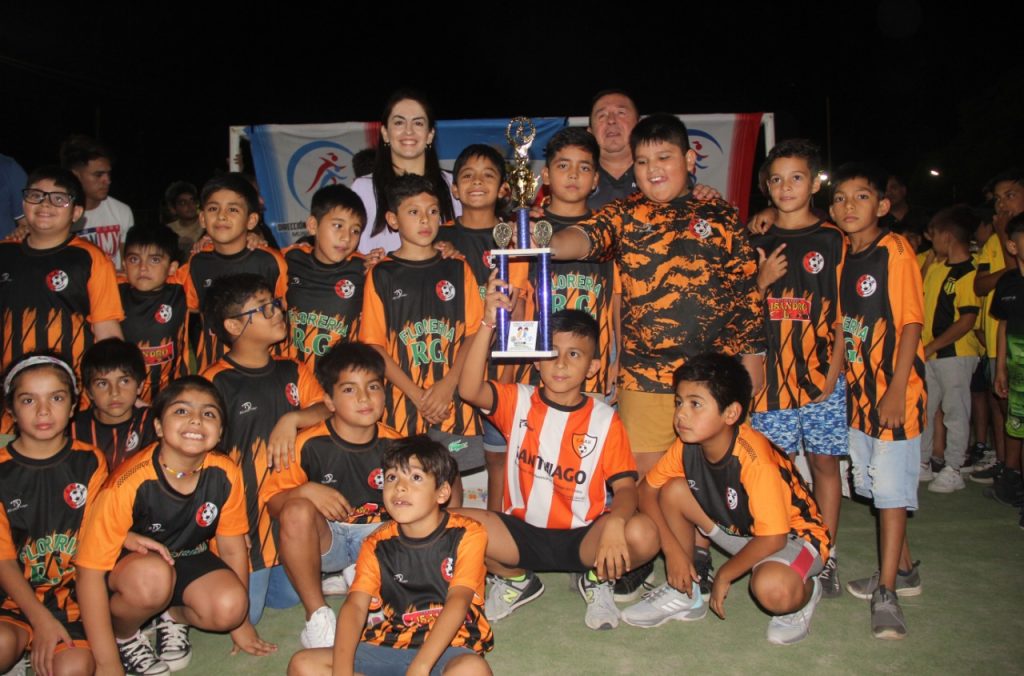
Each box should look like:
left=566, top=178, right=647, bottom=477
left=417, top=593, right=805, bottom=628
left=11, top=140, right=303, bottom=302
left=262, top=420, right=403, bottom=525
left=202, top=356, right=324, bottom=570
left=119, top=281, right=188, bottom=402
left=72, top=406, right=156, bottom=471
left=646, top=425, right=830, bottom=560
left=179, top=246, right=289, bottom=374
left=581, top=194, right=764, bottom=394
left=922, top=259, right=983, bottom=358
left=359, top=254, right=482, bottom=437
left=75, top=443, right=247, bottom=571
left=351, top=512, right=493, bottom=655
left=839, top=231, right=927, bottom=440
left=751, top=221, right=845, bottom=411
left=283, top=243, right=365, bottom=367
left=0, top=439, right=107, bottom=625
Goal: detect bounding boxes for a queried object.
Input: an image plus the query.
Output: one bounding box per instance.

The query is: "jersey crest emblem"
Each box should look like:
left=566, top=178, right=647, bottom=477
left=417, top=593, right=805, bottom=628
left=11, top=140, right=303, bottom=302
left=803, top=251, right=825, bottom=274
left=726, top=487, right=739, bottom=510
left=126, top=431, right=140, bottom=451
left=335, top=278, right=356, bottom=299
left=572, top=434, right=598, bottom=459
left=688, top=218, right=713, bottom=240
left=440, top=556, right=454, bottom=582
left=369, top=467, right=384, bottom=490
left=856, top=274, right=877, bottom=298
left=155, top=304, right=173, bottom=324
left=46, top=269, right=69, bottom=292
left=285, top=382, right=300, bottom=407
left=196, top=502, right=219, bottom=527
left=436, top=280, right=456, bottom=302
left=483, top=250, right=495, bottom=269
left=63, top=483, right=87, bottom=509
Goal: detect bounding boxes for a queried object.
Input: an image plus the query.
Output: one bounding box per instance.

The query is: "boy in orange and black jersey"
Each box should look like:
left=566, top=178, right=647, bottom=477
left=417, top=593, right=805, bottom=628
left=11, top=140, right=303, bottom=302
left=287, top=437, right=493, bottom=676
left=359, top=174, right=485, bottom=505
left=284, top=185, right=368, bottom=368
left=748, top=140, right=847, bottom=598
left=119, top=225, right=188, bottom=402
left=201, top=274, right=328, bottom=625
left=178, top=174, right=288, bottom=374
left=72, top=339, right=155, bottom=470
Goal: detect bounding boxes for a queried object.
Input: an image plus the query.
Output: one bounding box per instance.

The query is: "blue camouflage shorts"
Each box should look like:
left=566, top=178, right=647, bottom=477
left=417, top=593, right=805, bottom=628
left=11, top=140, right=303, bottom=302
left=750, top=382, right=848, bottom=456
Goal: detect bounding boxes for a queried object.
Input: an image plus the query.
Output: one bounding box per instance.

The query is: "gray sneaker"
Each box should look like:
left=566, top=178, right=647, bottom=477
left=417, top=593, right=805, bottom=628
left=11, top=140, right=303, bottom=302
left=766, top=577, right=822, bottom=645
left=817, top=555, right=841, bottom=598
left=846, top=561, right=922, bottom=600
left=870, top=585, right=907, bottom=640
left=621, top=581, right=706, bottom=628
left=485, top=572, right=544, bottom=621
left=578, top=572, right=620, bottom=630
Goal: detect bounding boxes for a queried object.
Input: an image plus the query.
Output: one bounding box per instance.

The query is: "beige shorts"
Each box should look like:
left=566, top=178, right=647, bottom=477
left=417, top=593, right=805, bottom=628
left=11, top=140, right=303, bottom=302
left=618, top=390, right=677, bottom=454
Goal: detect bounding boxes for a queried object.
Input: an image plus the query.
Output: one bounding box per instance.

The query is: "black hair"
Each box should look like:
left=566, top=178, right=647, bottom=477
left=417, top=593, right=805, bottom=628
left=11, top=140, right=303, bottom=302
left=985, top=168, right=1024, bottom=195
left=589, top=89, right=638, bottom=125
left=381, top=435, right=459, bottom=497
left=152, top=375, right=227, bottom=425
left=315, top=341, right=386, bottom=393
left=453, top=144, right=508, bottom=184
left=672, top=353, right=753, bottom=421
left=550, top=309, right=600, bottom=357
left=4, top=353, right=77, bottom=412
left=929, top=205, right=978, bottom=246
left=81, top=338, right=146, bottom=387
left=200, top=173, right=260, bottom=214
left=310, top=184, right=367, bottom=224
left=629, top=113, right=690, bottom=156
left=59, top=134, right=113, bottom=170
left=830, top=162, right=889, bottom=199
left=164, top=180, right=198, bottom=207
left=370, top=89, right=455, bottom=237
left=1006, top=213, right=1024, bottom=240
left=758, top=139, right=822, bottom=197
left=352, top=148, right=376, bottom=179
left=25, top=166, right=84, bottom=207
left=385, top=174, right=439, bottom=213
left=124, top=225, right=180, bottom=263
left=202, top=273, right=275, bottom=345
left=545, top=127, right=600, bottom=168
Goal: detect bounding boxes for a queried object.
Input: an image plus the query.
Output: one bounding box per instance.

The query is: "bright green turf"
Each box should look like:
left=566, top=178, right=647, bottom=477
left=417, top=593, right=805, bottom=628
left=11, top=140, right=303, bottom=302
left=186, top=483, right=1024, bottom=675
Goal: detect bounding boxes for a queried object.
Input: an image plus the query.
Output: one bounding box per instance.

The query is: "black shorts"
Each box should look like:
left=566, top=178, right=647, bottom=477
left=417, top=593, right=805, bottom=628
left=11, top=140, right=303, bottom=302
left=0, top=606, right=88, bottom=647
left=496, top=512, right=598, bottom=572
left=170, top=549, right=230, bottom=607
left=971, top=356, right=989, bottom=393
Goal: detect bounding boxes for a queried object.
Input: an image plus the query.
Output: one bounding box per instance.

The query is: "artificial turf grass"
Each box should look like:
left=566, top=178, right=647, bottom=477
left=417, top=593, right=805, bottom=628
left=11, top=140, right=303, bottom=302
left=187, top=482, right=1024, bottom=675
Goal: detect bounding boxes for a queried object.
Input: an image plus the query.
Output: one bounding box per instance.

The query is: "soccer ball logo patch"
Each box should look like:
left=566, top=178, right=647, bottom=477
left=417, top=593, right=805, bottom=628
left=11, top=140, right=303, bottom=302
left=369, top=468, right=384, bottom=491
left=285, top=382, right=300, bottom=407
left=856, top=274, right=877, bottom=298
left=726, top=487, right=739, bottom=510
left=46, top=269, right=69, bottom=292
left=335, top=279, right=356, bottom=299
left=126, top=431, right=140, bottom=451
left=689, top=218, right=713, bottom=240
left=483, top=251, right=495, bottom=269
left=155, top=304, right=173, bottom=324
left=572, top=434, right=598, bottom=459
left=440, top=556, right=454, bottom=582
left=803, top=251, right=825, bottom=274
left=436, top=280, right=456, bottom=302
left=196, top=502, right=218, bottom=527
left=63, top=483, right=87, bottom=509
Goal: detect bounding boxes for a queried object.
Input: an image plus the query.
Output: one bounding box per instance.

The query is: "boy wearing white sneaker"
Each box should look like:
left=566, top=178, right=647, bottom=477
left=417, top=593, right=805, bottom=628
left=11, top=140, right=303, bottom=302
left=919, top=207, right=983, bottom=492
left=622, top=354, right=832, bottom=645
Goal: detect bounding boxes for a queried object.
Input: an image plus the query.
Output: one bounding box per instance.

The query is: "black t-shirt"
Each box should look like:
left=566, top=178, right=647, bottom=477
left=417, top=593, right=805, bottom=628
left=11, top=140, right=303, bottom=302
left=119, top=282, right=188, bottom=402
left=991, top=268, right=1024, bottom=338
left=72, top=406, right=156, bottom=471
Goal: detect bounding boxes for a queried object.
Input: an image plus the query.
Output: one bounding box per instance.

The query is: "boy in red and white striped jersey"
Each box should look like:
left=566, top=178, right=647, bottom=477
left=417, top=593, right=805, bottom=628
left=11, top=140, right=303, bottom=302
left=457, top=274, right=659, bottom=631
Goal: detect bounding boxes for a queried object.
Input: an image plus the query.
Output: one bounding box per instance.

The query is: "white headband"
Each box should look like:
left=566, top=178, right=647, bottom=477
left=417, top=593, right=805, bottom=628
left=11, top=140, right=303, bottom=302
left=3, top=356, right=79, bottom=396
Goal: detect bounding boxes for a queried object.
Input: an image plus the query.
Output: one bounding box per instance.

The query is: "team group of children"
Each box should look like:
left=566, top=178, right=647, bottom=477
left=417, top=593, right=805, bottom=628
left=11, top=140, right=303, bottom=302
left=2, top=109, right=1019, bottom=676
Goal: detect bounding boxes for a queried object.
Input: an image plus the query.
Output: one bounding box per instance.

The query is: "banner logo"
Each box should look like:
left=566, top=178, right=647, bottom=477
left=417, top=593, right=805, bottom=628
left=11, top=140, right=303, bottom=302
left=287, top=141, right=356, bottom=211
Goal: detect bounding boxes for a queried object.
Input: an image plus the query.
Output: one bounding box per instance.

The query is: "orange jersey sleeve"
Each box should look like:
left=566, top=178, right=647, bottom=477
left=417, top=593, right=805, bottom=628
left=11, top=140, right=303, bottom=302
left=261, top=427, right=314, bottom=503
left=888, top=237, right=925, bottom=330
left=212, top=455, right=250, bottom=537
left=358, top=270, right=388, bottom=348
left=462, top=260, right=484, bottom=337
left=644, top=438, right=686, bottom=490
left=297, top=360, right=325, bottom=406
left=350, top=526, right=386, bottom=597
left=179, top=259, right=200, bottom=311
left=74, top=461, right=148, bottom=571
left=738, top=457, right=792, bottom=537
left=599, top=415, right=636, bottom=480
left=448, top=516, right=487, bottom=594
left=268, top=247, right=290, bottom=300
left=0, top=501, right=14, bottom=560
left=80, top=241, right=125, bottom=324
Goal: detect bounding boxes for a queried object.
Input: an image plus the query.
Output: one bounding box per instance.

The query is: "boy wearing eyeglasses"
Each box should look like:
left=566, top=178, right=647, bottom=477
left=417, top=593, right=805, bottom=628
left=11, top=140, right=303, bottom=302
left=201, top=273, right=329, bottom=629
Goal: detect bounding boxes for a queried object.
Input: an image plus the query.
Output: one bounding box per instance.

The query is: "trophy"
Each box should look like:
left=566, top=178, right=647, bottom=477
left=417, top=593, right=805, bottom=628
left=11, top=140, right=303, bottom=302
left=491, top=117, right=556, bottom=358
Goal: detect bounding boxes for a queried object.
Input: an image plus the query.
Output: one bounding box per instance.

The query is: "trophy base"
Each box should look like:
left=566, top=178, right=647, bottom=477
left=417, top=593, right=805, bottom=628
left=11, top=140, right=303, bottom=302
left=491, top=350, right=558, bottom=359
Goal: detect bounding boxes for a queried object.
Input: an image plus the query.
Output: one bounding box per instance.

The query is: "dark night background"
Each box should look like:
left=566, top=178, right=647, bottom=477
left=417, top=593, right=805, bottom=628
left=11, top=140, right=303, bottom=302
left=2, top=2, right=1021, bottom=224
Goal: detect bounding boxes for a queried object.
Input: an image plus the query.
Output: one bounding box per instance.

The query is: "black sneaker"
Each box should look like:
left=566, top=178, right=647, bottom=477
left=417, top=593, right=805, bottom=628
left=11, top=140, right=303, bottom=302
left=971, top=461, right=1004, bottom=485
left=987, top=468, right=1024, bottom=507
left=964, top=443, right=986, bottom=468
left=694, top=551, right=714, bottom=599
left=119, top=630, right=170, bottom=675
left=928, top=456, right=946, bottom=474
left=154, top=617, right=192, bottom=671
left=817, top=555, right=841, bottom=598
left=613, top=559, right=655, bottom=602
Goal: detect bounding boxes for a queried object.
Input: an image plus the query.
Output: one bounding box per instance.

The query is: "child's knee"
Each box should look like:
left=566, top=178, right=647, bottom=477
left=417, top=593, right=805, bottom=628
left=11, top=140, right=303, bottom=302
left=443, top=654, right=492, bottom=676
left=279, top=497, right=319, bottom=534
left=53, top=648, right=96, bottom=676
left=116, top=556, right=175, bottom=609
left=658, top=477, right=690, bottom=508
left=204, top=586, right=249, bottom=632
left=0, top=624, right=27, bottom=668
left=287, top=648, right=330, bottom=676
left=750, top=566, right=804, bottom=614
left=624, top=513, right=660, bottom=559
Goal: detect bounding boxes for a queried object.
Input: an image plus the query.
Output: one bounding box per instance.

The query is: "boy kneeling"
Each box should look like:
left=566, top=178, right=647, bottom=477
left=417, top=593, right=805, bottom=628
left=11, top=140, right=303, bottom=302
left=623, top=353, right=832, bottom=645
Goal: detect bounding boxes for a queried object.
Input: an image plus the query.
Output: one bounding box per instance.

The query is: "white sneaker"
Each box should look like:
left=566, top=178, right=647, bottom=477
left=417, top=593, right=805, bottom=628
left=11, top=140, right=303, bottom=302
left=929, top=465, right=966, bottom=493
left=300, top=606, right=337, bottom=649
left=321, top=573, right=349, bottom=596
left=918, top=463, right=934, bottom=482
left=153, top=617, right=191, bottom=671
left=621, top=581, right=706, bottom=628
left=766, top=577, right=822, bottom=645
left=577, top=573, right=620, bottom=630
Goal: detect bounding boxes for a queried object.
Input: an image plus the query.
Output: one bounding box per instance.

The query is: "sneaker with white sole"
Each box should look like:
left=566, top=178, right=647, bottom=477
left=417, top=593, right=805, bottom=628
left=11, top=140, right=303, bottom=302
left=918, top=462, right=933, bottom=482
left=321, top=573, right=349, bottom=596
left=871, top=585, right=907, bottom=640
left=929, top=465, right=966, bottom=493
left=621, top=581, right=706, bottom=628
left=300, top=606, right=337, bottom=649
left=485, top=572, right=544, bottom=621
left=766, top=577, right=822, bottom=645
left=817, top=555, right=841, bottom=598
left=119, top=630, right=170, bottom=676
left=970, top=450, right=997, bottom=473
left=846, top=561, right=922, bottom=599
left=153, top=617, right=191, bottom=671
left=578, top=572, right=620, bottom=630
left=612, top=560, right=656, bottom=602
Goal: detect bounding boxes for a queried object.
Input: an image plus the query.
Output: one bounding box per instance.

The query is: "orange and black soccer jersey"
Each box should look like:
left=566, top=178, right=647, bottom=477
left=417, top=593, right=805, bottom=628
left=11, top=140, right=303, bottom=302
left=351, top=512, right=492, bottom=655
left=646, top=424, right=831, bottom=560
left=582, top=194, right=764, bottom=394
left=262, top=420, right=403, bottom=525
left=72, top=406, right=156, bottom=471
left=922, top=259, right=982, bottom=358
left=74, top=443, right=248, bottom=572
left=179, top=246, right=289, bottom=373
left=283, top=243, right=365, bottom=367
left=202, top=355, right=324, bottom=569
left=839, top=230, right=927, bottom=440
left=750, top=221, right=846, bottom=411
left=0, top=236, right=123, bottom=373
left=0, top=439, right=107, bottom=627
left=487, top=382, right=636, bottom=529
left=119, top=281, right=188, bottom=402
left=359, top=254, right=482, bottom=437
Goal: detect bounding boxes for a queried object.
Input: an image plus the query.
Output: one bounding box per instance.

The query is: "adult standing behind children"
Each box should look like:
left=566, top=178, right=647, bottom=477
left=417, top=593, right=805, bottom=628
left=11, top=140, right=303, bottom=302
left=354, top=89, right=460, bottom=255
left=587, top=90, right=640, bottom=210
